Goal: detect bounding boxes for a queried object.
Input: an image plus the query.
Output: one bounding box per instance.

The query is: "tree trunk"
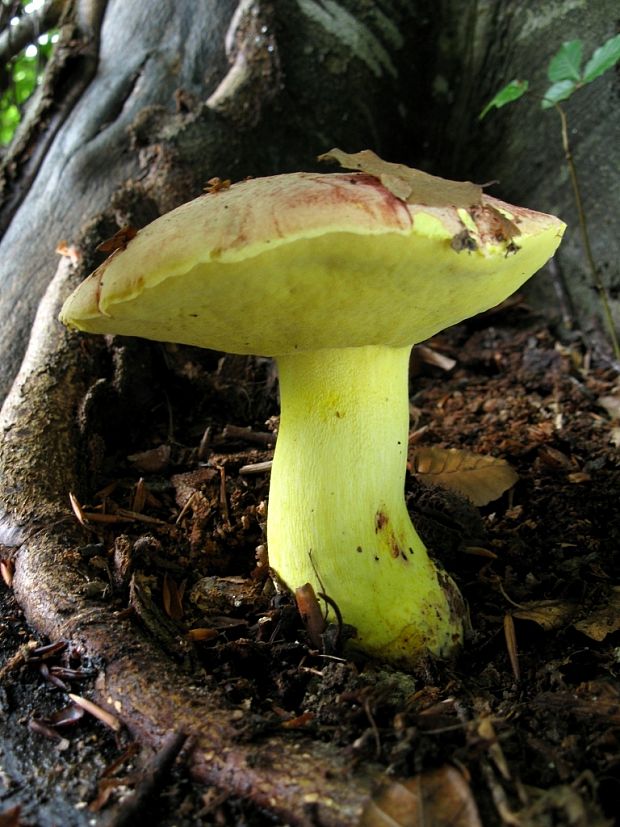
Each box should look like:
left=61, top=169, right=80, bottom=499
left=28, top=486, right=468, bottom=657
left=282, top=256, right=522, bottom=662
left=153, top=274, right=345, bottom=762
left=434, top=0, right=620, bottom=346
left=0, top=0, right=441, bottom=403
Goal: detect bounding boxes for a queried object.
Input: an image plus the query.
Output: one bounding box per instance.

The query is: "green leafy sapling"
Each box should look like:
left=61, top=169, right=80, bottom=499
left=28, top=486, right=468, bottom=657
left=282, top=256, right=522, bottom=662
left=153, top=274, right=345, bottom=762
left=480, top=34, right=620, bottom=361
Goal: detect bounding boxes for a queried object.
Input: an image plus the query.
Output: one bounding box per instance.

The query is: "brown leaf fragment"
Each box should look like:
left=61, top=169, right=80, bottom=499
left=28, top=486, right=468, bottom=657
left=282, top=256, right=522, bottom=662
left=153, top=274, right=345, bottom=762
left=567, top=471, right=591, bottom=484
left=55, top=240, right=82, bottom=264
left=462, top=546, right=498, bottom=559
left=68, top=693, right=121, bottom=732
left=128, top=444, right=172, bottom=473
left=512, top=599, right=578, bottom=631
left=69, top=491, right=89, bottom=526
left=31, top=639, right=68, bottom=660
left=162, top=573, right=185, bottom=621
left=1, top=557, right=14, bottom=588
left=96, top=226, right=137, bottom=253
left=171, top=467, right=218, bottom=509
left=295, top=582, right=326, bottom=649
left=573, top=587, right=620, bottom=641
left=186, top=627, right=219, bottom=642
left=319, top=148, right=482, bottom=208
left=131, top=477, right=147, bottom=513
left=204, top=176, right=231, bottom=193
left=503, top=614, right=520, bottom=682
left=411, top=447, right=519, bottom=506
left=359, top=766, right=482, bottom=827
left=280, top=711, right=314, bottom=730
left=29, top=717, right=65, bottom=741
left=0, top=805, right=21, bottom=827
left=44, top=703, right=85, bottom=728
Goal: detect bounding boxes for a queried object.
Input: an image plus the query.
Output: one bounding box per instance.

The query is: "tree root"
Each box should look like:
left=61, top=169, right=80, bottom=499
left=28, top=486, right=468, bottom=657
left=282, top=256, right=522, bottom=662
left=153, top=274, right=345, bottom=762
left=0, top=250, right=377, bottom=827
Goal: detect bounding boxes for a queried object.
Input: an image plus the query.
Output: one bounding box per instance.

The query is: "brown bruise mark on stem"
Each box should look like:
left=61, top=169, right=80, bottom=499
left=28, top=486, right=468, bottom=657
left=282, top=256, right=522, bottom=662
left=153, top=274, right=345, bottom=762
left=374, top=510, right=407, bottom=561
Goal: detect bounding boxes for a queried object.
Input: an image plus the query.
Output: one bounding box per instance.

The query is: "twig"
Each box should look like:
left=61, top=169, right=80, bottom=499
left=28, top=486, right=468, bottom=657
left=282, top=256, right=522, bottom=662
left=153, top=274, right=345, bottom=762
left=97, top=732, right=189, bottom=827
left=221, top=424, right=275, bottom=447
left=555, top=103, right=620, bottom=361
left=0, top=640, right=37, bottom=682
left=239, top=460, right=273, bottom=475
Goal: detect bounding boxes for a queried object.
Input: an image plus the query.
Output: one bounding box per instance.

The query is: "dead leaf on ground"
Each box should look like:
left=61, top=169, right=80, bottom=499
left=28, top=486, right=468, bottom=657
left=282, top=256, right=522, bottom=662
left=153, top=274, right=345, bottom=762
left=512, top=599, right=579, bottom=631
left=319, top=148, right=482, bottom=208
left=573, top=587, right=620, bottom=641
left=410, top=447, right=518, bottom=506
left=359, top=766, right=482, bottom=827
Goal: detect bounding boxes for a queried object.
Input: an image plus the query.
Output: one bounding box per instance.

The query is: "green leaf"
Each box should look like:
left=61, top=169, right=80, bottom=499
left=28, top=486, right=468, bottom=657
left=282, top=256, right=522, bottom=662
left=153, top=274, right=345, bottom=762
left=583, top=33, right=620, bottom=83
left=548, top=40, right=583, bottom=82
left=542, top=79, right=577, bottom=108
left=479, top=80, right=529, bottom=119
left=0, top=104, right=20, bottom=145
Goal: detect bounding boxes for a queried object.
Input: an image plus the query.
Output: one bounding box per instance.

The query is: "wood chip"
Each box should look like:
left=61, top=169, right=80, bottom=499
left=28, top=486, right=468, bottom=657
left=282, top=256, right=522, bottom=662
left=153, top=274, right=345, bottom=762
left=68, top=693, right=121, bottom=732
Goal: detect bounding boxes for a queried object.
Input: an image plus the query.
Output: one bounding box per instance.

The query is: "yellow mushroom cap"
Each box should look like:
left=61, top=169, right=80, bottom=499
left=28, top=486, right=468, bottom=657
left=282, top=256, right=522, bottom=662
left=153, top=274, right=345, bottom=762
left=60, top=170, right=565, bottom=354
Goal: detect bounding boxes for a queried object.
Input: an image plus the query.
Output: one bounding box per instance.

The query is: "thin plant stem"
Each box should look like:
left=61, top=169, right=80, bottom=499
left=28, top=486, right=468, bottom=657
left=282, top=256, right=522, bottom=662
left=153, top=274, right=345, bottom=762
left=555, top=103, right=620, bottom=361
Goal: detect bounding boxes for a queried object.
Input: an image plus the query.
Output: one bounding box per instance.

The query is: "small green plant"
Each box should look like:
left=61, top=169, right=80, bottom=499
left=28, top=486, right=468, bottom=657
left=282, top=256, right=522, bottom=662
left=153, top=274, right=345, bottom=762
left=480, top=34, right=620, bottom=361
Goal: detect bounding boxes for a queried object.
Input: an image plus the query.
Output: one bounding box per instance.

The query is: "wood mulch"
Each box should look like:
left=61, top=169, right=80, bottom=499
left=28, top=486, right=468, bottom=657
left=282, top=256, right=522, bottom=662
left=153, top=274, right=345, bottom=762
left=1, top=301, right=619, bottom=826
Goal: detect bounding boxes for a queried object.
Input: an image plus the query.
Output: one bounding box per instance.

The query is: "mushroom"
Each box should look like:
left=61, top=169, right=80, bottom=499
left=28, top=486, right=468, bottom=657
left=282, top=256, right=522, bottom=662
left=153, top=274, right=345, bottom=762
left=60, top=151, right=565, bottom=667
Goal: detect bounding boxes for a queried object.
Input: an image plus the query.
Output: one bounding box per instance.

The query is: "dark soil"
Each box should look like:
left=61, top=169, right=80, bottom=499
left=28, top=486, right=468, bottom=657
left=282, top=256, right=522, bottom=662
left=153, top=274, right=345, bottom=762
left=1, top=304, right=619, bottom=826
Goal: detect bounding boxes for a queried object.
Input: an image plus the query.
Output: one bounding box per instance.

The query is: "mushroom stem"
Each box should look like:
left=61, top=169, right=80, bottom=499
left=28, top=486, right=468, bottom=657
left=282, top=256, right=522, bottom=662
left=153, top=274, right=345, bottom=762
left=268, top=344, right=464, bottom=665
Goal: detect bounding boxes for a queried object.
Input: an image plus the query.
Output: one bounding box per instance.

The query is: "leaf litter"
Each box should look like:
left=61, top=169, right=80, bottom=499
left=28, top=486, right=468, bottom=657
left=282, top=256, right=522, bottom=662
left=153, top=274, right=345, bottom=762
left=2, top=309, right=619, bottom=825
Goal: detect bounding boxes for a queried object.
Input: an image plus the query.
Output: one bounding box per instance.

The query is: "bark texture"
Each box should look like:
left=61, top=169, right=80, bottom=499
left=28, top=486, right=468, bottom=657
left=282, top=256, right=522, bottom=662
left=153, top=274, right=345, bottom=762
left=0, top=0, right=438, bottom=403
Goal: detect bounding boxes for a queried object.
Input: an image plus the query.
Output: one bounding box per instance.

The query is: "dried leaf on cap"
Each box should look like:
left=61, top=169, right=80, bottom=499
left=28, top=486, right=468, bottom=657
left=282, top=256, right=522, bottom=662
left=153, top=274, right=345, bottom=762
left=319, top=148, right=482, bottom=208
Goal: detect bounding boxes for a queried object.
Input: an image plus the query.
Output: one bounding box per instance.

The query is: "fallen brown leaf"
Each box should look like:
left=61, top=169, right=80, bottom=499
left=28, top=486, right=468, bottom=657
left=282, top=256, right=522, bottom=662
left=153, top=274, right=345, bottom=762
left=573, top=587, right=620, bottom=641
left=410, top=446, right=518, bottom=506
left=512, top=599, right=578, bottom=631
left=359, top=766, right=482, bottom=827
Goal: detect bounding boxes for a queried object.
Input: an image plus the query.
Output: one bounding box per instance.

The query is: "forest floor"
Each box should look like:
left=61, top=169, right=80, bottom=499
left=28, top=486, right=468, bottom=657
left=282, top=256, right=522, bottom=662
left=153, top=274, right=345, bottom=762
left=1, top=301, right=619, bottom=826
